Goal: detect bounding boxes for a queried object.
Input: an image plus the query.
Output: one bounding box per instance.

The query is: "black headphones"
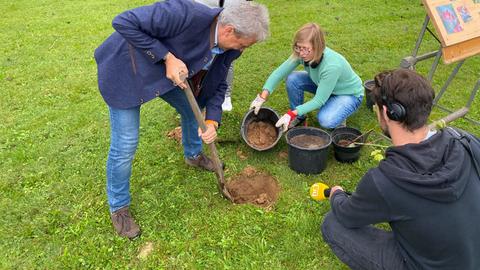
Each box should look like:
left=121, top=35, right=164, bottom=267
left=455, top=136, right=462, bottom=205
left=304, top=61, right=319, bottom=68
left=380, top=74, right=407, bottom=122
left=303, top=54, right=323, bottom=69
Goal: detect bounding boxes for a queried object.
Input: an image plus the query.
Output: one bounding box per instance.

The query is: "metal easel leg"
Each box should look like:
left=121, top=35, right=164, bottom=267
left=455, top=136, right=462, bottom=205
left=429, top=79, right=480, bottom=129
left=400, top=15, right=440, bottom=70
left=399, top=15, right=479, bottom=128
left=433, top=60, right=465, bottom=105
left=427, top=47, right=442, bottom=82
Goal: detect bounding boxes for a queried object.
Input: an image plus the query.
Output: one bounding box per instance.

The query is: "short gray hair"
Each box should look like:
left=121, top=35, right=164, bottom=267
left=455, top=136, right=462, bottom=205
left=218, top=1, right=270, bottom=42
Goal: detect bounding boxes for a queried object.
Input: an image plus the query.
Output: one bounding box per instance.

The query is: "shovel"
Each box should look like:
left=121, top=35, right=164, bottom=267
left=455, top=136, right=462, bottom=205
left=181, top=78, right=233, bottom=201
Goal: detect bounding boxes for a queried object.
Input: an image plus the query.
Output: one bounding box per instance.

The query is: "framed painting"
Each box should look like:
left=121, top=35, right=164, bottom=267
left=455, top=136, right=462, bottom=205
left=422, top=0, right=480, bottom=46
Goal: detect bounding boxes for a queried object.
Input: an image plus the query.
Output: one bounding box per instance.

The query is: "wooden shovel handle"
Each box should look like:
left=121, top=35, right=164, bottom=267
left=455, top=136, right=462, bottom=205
left=182, top=79, right=233, bottom=200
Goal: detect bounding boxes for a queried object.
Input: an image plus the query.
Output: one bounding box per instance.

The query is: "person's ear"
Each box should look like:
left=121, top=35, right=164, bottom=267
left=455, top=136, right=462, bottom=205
left=381, top=105, right=390, bottom=122
left=224, top=24, right=235, bottom=35
left=218, top=24, right=232, bottom=38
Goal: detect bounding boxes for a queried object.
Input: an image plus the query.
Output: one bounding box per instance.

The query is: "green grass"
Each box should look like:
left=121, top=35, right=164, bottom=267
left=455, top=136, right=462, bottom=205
left=1, top=0, right=479, bottom=269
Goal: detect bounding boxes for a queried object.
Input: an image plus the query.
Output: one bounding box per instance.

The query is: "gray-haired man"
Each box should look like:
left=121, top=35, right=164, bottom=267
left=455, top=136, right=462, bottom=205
left=196, top=0, right=253, bottom=111
left=95, top=0, right=269, bottom=239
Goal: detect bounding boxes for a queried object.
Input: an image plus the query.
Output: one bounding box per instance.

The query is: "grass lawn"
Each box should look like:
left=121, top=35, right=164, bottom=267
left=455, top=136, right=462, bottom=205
left=1, top=0, right=479, bottom=269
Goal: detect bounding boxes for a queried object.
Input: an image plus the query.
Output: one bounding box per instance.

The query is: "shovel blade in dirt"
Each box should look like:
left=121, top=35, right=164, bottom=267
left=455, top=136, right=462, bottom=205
left=182, top=79, right=233, bottom=201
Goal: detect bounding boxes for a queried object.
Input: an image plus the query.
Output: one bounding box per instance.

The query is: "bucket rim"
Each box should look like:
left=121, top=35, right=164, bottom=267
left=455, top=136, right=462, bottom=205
left=331, top=126, right=362, bottom=136
left=332, top=130, right=364, bottom=147
left=241, top=106, right=280, bottom=125
left=285, top=126, right=332, bottom=151
left=332, top=132, right=361, bottom=141
left=240, top=107, right=282, bottom=151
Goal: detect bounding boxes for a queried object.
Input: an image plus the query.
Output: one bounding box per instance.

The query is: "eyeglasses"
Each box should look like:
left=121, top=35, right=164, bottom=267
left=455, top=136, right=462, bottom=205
left=293, top=45, right=312, bottom=55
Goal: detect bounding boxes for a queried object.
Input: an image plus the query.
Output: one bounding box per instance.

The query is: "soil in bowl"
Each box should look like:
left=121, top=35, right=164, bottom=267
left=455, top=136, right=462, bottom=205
left=225, top=166, right=280, bottom=208
left=247, top=121, right=278, bottom=149
left=337, top=139, right=356, bottom=148
left=289, top=134, right=327, bottom=149
left=332, top=130, right=364, bottom=163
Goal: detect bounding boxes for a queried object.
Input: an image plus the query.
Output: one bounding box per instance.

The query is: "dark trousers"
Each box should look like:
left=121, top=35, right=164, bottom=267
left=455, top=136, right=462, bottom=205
left=321, top=212, right=408, bottom=270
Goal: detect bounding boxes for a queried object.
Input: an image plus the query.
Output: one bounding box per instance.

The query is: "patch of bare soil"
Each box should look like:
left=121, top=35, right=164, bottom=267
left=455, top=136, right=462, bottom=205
left=236, top=149, right=248, bottom=160
left=247, top=121, right=277, bottom=149
left=289, top=134, right=326, bottom=149
left=137, top=242, right=154, bottom=260
left=226, top=166, right=280, bottom=208
left=278, top=150, right=288, bottom=159
left=167, top=126, right=182, bottom=143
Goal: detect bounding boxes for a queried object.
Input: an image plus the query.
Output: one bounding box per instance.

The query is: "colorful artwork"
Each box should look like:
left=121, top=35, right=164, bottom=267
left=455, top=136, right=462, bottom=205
left=457, top=5, right=472, bottom=23
left=436, top=4, right=463, bottom=34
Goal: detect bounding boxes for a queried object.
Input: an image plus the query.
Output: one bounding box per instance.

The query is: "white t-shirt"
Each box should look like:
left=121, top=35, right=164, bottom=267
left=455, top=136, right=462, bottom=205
left=195, top=0, right=220, bottom=7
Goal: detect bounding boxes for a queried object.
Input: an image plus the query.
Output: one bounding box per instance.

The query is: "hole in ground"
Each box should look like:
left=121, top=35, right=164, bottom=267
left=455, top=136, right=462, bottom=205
left=226, top=166, right=280, bottom=208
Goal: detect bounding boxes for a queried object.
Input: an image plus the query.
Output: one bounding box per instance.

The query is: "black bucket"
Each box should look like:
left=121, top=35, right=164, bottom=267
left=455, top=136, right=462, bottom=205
left=286, top=127, right=332, bottom=174
left=363, top=79, right=375, bottom=111
left=241, top=107, right=282, bottom=151
left=331, top=127, right=366, bottom=163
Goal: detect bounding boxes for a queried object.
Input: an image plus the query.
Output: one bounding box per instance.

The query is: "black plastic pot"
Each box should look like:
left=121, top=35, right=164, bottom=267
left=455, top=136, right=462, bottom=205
left=363, top=79, right=375, bottom=111
left=331, top=127, right=366, bottom=163
left=286, top=127, right=332, bottom=174
left=241, top=107, right=282, bottom=151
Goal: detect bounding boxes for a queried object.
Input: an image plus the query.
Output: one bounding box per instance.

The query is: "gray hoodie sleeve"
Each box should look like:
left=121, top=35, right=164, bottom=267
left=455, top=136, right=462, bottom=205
left=330, top=171, right=391, bottom=228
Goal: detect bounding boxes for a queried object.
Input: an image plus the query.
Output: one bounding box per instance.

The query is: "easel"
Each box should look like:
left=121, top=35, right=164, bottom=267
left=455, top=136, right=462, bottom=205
left=400, top=13, right=480, bottom=129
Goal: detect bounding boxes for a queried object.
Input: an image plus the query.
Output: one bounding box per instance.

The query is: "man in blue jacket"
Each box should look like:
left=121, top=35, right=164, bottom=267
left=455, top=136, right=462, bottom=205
left=321, top=69, right=480, bottom=269
left=94, top=0, right=269, bottom=239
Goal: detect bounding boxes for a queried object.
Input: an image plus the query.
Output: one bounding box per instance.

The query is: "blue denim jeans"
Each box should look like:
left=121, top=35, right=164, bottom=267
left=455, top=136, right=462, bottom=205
left=106, top=87, right=202, bottom=212
left=321, top=212, right=408, bottom=270
left=285, top=71, right=363, bottom=129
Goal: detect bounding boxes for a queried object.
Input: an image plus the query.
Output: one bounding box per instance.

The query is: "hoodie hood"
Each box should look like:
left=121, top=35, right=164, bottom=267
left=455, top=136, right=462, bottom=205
left=377, top=129, right=473, bottom=202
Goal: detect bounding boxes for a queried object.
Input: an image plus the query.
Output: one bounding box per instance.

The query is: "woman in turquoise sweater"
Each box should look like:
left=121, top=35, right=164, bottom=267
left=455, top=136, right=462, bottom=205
left=250, top=23, right=363, bottom=131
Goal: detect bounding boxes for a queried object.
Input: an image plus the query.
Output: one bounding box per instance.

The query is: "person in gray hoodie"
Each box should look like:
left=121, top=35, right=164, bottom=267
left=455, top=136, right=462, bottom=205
left=321, top=69, right=480, bottom=270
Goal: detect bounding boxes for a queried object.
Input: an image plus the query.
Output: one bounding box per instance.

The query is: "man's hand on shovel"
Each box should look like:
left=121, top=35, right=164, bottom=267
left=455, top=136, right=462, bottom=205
left=198, top=122, right=217, bottom=144
left=165, top=52, right=189, bottom=89
left=178, top=71, right=234, bottom=201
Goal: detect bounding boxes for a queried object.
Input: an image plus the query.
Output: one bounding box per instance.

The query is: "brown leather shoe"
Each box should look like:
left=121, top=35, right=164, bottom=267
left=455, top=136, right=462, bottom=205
left=185, top=152, right=222, bottom=172
left=110, top=207, right=141, bottom=240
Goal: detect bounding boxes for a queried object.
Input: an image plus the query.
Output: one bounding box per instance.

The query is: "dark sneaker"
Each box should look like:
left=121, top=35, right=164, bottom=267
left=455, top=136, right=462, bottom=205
left=110, top=207, right=141, bottom=240
left=288, top=117, right=307, bottom=129
left=185, top=152, right=223, bottom=172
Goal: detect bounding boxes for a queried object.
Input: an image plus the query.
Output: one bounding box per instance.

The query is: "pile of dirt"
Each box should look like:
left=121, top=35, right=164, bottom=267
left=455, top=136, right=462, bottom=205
left=226, top=166, right=280, bottom=208
left=289, top=134, right=326, bottom=149
left=246, top=121, right=277, bottom=149
left=167, top=126, right=182, bottom=143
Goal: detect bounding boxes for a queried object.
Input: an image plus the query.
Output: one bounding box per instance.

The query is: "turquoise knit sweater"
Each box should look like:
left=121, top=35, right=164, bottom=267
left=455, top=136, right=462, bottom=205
left=262, top=47, right=363, bottom=116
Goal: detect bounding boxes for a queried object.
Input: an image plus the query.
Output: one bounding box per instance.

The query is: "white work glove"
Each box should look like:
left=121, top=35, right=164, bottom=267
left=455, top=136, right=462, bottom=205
left=249, top=94, right=266, bottom=115
left=275, top=114, right=291, bottom=132
left=275, top=110, right=297, bottom=132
